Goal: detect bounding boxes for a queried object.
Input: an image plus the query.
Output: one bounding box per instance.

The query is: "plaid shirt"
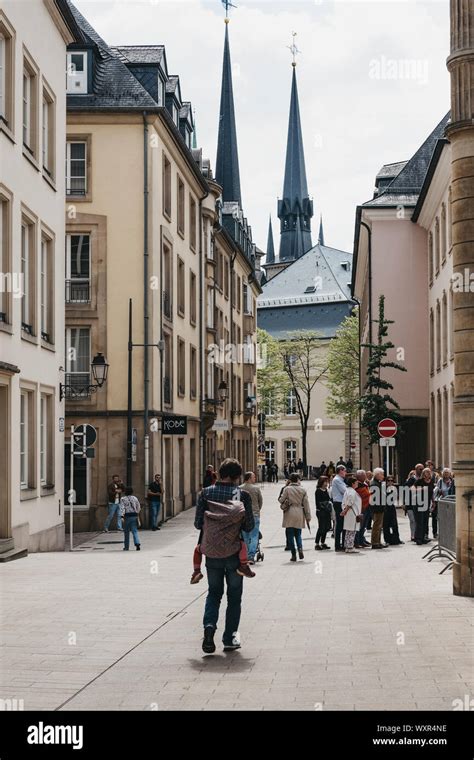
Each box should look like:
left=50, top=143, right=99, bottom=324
left=195, top=482, right=254, bottom=533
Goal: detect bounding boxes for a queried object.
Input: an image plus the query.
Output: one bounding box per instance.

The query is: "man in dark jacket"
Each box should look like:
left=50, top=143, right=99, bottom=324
left=195, top=458, right=254, bottom=654
left=104, top=475, right=124, bottom=532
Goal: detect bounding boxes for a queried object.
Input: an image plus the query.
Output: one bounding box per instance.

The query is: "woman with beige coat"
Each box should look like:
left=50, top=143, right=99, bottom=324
left=279, top=474, right=311, bottom=561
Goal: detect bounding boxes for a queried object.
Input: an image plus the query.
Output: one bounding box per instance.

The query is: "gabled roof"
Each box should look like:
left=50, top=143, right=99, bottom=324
left=166, top=75, right=181, bottom=102
left=259, top=242, right=353, bottom=307
left=362, top=112, right=450, bottom=208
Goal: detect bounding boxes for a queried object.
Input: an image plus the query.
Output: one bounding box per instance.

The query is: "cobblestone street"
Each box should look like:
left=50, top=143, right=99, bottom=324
left=1, top=483, right=473, bottom=711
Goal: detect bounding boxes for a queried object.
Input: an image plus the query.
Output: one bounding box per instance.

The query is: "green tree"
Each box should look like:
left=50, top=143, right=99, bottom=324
left=257, top=328, right=289, bottom=429
left=326, top=311, right=360, bottom=437
left=279, top=331, right=327, bottom=470
left=359, top=295, right=407, bottom=446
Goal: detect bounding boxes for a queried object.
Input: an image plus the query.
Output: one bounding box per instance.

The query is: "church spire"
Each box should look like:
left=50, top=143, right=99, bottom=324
left=278, top=45, right=313, bottom=262
left=266, top=216, right=275, bottom=263
left=216, top=22, right=242, bottom=205
left=318, top=215, right=325, bottom=246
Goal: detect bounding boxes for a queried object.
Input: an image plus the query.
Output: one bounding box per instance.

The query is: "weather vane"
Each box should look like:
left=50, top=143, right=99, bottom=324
left=221, top=0, right=237, bottom=23
left=288, top=31, right=301, bottom=67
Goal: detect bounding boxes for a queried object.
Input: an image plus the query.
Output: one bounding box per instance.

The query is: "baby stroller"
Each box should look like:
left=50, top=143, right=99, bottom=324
left=255, top=531, right=264, bottom=562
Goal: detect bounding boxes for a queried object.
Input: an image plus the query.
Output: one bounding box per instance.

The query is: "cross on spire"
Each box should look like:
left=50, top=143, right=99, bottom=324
left=221, top=0, right=237, bottom=23
left=287, top=32, right=300, bottom=68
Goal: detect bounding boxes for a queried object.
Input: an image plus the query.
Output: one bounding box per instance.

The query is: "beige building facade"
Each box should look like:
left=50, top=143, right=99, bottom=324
left=0, top=0, right=79, bottom=557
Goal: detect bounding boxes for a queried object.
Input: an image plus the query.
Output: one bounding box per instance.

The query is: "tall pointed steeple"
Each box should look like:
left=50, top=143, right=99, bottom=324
left=216, top=21, right=242, bottom=205
left=278, top=60, right=313, bottom=262
left=266, top=216, right=275, bottom=263
left=318, top=215, right=325, bottom=246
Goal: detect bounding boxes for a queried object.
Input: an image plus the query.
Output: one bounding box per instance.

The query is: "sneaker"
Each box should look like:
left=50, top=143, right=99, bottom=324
left=223, top=632, right=241, bottom=651
left=135, top=544, right=141, bottom=550
left=190, top=570, right=203, bottom=585
left=315, top=544, right=323, bottom=551
left=202, top=627, right=216, bottom=654
left=298, top=549, right=304, bottom=560
left=321, top=544, right=331, bottom=550
left=248, top=558, right=256, bottom=565
left=236, top=564, right=256, bottom=578
left=102, top=528, right=109, bottom=533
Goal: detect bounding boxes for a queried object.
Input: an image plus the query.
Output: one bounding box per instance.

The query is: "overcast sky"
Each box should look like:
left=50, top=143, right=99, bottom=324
left=73, top=0, right=450, bottom=255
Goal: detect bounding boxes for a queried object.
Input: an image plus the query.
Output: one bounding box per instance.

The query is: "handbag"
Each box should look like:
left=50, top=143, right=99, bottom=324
left=318, top=500, right=333, bottom=514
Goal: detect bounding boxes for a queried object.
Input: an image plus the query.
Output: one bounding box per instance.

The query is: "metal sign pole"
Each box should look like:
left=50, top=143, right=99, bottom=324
left=70, top=424, right=74, bottom=552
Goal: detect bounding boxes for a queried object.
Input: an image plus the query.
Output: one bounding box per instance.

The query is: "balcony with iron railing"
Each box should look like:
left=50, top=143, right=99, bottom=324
left=65, top=279, right=91, bottom=304
left=63, top=372, right=91, bottom=400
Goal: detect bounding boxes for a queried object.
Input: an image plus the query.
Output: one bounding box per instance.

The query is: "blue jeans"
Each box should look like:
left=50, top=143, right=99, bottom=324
left=242, top=516, right=260, bottom=560
left=203, top=554, right=243, bottom=645
left=150, top=500, right=161, bottom=529
left=104, top=502, right=122, bottom=531
left=123, top=514, right=140, bottom=549
left=285, top=527, right=302, bottom=552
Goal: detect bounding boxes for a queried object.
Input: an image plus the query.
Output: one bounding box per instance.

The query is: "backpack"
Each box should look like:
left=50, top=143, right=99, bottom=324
left=200, top=496, right=245, bottom=559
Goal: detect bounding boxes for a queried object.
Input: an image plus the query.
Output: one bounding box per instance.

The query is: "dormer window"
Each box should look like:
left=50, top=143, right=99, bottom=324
left=67, top=52, right=88, bottom=94
left=172, top=102, right=179, bottom=126
left=157, top=76, right=165, bottom=106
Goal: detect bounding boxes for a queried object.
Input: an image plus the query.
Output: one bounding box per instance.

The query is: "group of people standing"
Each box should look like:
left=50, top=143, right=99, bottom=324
left=103, top=473, right=163, bottom=550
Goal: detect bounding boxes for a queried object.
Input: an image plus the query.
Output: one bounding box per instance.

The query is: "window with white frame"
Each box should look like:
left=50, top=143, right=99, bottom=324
left=264, top=394, right=274, bottom=416
left=66, top=51, right=88, bottom=94
left=0, top=33, right=5, bottom=121
left=23, top=70, right=31, bottom=146
left=0, top=16, right=13, bottom=129
left=0, top=193, right=10, bottom=322
left=265, top=440, right=275, bottom=463
left=20, top=391, right=28, bottom=487
left=285, top=440, right=297, bottom=462
left=286, top=388, right=297, bottom=415
left=66, top=327, right=91, bottom=395
left=157, top=76, right=165, bottom=106
left=40, top=394, right=47, bottom=484
left=21, top=218, right=35, bottom=334
left=66, top=233, right=90, bottom=302
left=66, top=141, right=87, bottom=195
left=23, top=55, right=38, bottom=157
left=40, top=235, right=53, bottom=342
left=42, top=88, right=55, bottom=177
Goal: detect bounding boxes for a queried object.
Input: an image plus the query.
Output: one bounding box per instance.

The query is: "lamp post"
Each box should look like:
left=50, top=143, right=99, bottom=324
left=60, top=352, right=109, bottom=401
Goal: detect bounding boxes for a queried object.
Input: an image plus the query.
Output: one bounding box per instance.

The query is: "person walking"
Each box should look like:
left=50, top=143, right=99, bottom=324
left=120, top=486, right=141, bottom=551
left=383, top=476, right=403, bottom=545
left=331, top=464, right=347, bottom=552
left=241, top=471, right=263, bottom=564
left=104, top=474, right=124, bottom=532
left=319, top=461, right=327, bottom=477
left=346, top=457, right=354, bottom=472
left=337, top=456, right=346, bottom=468
left=315, top=475, right=332, bottom=550
left=341, top=475, right=362, bottom=553
left=279, top=474, right=311, bottom=561
left=195, top=458, right=254, bottom=654
left=326, top=461, right=335, bottom=478
left=354, top=470, right=371, bottom=548
left=203, top=465, right=217, bottom=488
left=147, top=473, right=163, bottom=531
left=272, top=462, right=279, bottom=483
left=370, top=468, right=387, bottom=549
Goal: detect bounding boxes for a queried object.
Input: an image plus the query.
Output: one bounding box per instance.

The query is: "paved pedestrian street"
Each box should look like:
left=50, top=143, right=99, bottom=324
left=1, top=483, right=473, bottom=712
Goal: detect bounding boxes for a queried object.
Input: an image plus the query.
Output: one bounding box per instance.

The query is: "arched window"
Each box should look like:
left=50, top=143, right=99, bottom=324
left=441, top=203, right=447, bottom=264
left=442, top=290, right=448, bottom=366
left=436, top=300, right=441, bottom=371
left=428, top=232, right=434, bottom=284
left=429, top=308, right=435, bottom=375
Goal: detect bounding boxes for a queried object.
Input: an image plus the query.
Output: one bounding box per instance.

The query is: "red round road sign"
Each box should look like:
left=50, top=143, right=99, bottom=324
left=377, top=418, right=397, bottom=438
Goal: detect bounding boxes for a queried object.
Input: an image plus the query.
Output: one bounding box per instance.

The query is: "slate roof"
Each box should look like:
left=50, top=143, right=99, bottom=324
left=66, top=1, right=159, bottom=110
left=259, top=242, right=353, bottom=308
left=216, top=25, right=242, bottom=205
left=258, top=301, right=354, bottom=340
left=376, top=160, right=408, bottom=180
left=362, top=112, right=450, bottom=208
left=111, top=45, right=166, bottom=66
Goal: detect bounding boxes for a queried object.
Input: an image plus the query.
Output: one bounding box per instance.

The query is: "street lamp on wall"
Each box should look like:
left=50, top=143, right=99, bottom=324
left=218, top=380, right=228, bottom=403
left=60, top=352, right=109, bottom=401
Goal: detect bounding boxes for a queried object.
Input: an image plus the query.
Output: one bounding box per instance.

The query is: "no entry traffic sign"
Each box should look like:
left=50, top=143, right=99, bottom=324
left=377, top=418, right=397, bottom=438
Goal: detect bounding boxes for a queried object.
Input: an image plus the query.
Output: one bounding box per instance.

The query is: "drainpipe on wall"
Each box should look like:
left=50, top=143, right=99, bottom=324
left=360, top=220, right=373, bottom=470
left=143, top=112, right=150, bottom=498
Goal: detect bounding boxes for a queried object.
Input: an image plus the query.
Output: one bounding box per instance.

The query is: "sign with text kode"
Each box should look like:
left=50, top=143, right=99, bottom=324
left=162, top=415, right=188, bottom=435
